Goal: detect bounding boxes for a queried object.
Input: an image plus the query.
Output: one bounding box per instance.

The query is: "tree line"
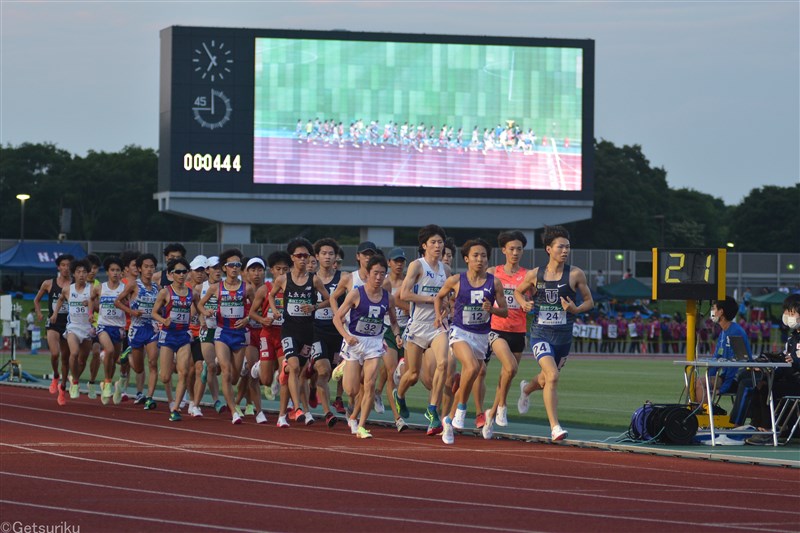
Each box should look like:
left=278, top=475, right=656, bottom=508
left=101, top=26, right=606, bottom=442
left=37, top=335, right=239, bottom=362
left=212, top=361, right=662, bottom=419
left=0, top=141, right=797, bottom=252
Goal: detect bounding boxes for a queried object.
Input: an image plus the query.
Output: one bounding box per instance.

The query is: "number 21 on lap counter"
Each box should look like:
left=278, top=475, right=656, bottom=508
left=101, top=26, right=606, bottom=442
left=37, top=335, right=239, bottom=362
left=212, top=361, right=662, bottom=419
left=651, top=248, right=726, bottom=301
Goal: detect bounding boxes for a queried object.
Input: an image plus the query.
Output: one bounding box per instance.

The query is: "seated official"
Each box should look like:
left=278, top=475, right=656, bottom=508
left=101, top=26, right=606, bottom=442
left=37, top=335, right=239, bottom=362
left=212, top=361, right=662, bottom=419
left=692, top=296, right=751, bottom=409
left=748, top=294, right=800, bottom=438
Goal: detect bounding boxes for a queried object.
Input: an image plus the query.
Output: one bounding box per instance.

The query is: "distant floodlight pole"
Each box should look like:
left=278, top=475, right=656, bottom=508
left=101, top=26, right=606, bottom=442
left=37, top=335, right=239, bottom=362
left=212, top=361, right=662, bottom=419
left=16, top=194, right=31, bottom=242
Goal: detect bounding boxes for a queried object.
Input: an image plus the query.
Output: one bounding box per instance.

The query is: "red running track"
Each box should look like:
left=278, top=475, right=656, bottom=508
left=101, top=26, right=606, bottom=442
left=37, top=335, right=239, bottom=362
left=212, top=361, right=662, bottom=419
left=1, top=386, right=799, bottom=532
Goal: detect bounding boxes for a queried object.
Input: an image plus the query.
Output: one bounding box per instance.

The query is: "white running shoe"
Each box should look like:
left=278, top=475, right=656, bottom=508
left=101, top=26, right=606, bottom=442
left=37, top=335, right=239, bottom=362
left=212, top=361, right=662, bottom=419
left=496, top=405, right=508, bottom=427
left=348, top=418, right=359, bottom=435
left=452, top=408, right=467, bottom=430
left=304, top=412, right=314, bottom=426
left=374, top=394, right=385, bottom=414
left=393, top=358, right=405, bottom=387
left=441, top=417, right=454, bottom=445
left=517, top=380, right=530, bottom=414
left=180, top=391, right=189, bottom=410
left=191, top=405, right=203, bottom=417
left=250, top=362, right=260, bottom=380
left=482, top=410, right=494, bottom=440
left=551, top=425, right=568, bottom=441
left=271, top=371, right=280, bottom=396
left=256, top=411, right=268, bottom=424
left=276, top=415, right=289, bottom=428
left=232, top=412, right=243, bottom=425
left=395, top=417, right=409, bottom=432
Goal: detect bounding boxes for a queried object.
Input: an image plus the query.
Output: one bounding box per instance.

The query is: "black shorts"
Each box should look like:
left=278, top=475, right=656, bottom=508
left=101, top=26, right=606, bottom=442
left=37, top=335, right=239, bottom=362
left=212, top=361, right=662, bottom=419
left=312, top=327, right=342, bottom=364
left=485, top=330, right=527, bottom=362
left=190, top=337, right=203, bottom=363
left=281, top=334, right=314, bottom=365
left=46, top=322, right=67, bottom=336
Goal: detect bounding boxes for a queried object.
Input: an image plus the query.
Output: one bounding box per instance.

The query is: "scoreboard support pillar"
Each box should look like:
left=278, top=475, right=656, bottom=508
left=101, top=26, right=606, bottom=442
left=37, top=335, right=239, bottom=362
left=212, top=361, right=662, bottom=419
left=218, top=223, right=251, bottom=245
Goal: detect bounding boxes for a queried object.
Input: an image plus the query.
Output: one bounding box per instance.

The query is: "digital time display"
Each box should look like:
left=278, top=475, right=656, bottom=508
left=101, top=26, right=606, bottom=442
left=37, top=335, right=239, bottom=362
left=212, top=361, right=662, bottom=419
left=652, top=248, right=726, bottom=301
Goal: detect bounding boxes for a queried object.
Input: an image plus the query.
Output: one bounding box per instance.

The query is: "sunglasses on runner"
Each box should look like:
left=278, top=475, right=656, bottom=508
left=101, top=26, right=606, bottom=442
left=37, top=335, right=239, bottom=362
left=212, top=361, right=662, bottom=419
left=292, top=253, right=310, bottom=259
left=225, top=262, right=243, bottom=269
left=171, top=269, right=189, bottom=275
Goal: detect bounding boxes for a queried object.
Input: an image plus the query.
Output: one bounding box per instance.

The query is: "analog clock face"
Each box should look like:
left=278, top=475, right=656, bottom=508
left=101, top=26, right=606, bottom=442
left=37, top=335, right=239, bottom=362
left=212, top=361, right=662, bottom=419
left=193, top=40, right=233, bottom=82
left=192, top=89, right=232, bottom=130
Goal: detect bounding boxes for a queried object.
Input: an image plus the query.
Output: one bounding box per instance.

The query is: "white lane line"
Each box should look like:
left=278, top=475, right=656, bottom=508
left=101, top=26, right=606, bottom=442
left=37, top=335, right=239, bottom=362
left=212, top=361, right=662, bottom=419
left=1, top=400, right=796, bottom=503
left=0, top=498, right=261, bottom=532
left=0, top=471, right=500, bottom=532
left=2, top=418, right=798, bottom=525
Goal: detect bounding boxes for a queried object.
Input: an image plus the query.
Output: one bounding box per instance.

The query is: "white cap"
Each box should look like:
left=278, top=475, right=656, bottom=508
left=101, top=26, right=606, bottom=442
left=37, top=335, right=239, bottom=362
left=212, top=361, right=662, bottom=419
left=206, top=256, right=220, bottom=268
left=189, top=255, right=208, bottom=270
left=246, top=257, right=265, bottom=269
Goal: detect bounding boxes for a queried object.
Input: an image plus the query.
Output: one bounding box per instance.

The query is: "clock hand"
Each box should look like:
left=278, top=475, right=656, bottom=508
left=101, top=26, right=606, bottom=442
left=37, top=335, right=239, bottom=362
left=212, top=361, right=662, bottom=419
left=202, top=43, right=218, bottom=67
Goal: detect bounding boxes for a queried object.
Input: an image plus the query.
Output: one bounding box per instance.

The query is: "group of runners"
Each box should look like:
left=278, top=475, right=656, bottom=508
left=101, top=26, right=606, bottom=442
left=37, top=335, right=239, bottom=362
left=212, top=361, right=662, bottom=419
left=33, top=224, right=593, bottom=443
left=295, top=117, right=550, bottom=155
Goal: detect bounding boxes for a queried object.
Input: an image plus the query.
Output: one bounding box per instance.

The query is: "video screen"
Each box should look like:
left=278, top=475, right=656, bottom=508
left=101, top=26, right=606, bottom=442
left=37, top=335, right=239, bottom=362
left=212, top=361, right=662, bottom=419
left=253, top=37, right=584, bottom=191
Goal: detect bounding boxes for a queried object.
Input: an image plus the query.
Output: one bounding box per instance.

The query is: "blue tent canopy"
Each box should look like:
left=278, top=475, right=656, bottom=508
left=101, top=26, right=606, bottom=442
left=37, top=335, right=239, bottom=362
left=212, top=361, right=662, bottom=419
left=0, top=242, right=87, bottom=271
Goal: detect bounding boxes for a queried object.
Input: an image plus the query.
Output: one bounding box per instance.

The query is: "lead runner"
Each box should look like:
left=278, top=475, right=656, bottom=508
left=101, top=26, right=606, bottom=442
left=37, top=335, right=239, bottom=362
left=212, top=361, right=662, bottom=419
left=514, top=225, right=593, bottom=441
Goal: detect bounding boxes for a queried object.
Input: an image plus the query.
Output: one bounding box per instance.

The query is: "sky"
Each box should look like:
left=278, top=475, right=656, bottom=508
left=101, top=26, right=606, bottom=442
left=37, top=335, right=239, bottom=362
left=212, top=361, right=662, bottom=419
left=1, top=1, right=798, bottom=206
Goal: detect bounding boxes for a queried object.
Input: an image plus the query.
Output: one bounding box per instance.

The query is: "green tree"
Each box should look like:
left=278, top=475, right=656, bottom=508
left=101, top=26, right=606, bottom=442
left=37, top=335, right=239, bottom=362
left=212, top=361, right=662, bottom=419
left=729, top=185, right=800, bottom=252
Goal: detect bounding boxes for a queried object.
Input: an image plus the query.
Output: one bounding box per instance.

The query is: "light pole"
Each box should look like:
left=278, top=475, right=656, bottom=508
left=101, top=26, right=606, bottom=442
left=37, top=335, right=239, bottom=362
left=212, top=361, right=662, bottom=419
left=16, top=194, right=30, bottom=242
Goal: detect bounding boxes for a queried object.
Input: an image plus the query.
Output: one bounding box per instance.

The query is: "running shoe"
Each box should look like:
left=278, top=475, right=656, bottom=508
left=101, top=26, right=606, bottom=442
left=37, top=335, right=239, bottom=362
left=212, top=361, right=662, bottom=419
left=261, top=385, right=275, bottom=401
left=118, top=345, right=131, bottom=365
left=69, top=383, right=80, bottom=399
left=517, top=380, right=530, bottom=414
left=551, top=425, right=568, bottom=441
left=256, top=411, right=268, bottom=424
left=331, top=360, right=346, bottom=381
left=120, top=392, right=129, bottom=402
left=49, top=377, right=59, bottom=394
left=270, top=375, right=280, bottom=397
left=244, top=404, right=255, bottom=417
left=112, top=382, right=123, bottom=405
left=475, top=412, right=486, bottom=429
left=348, top=418, right=359, bottom=435
left=453, top=408, right=466, bottom=430
left=143, top=397, right=157, bottom=410
left=180, top=392, right=190, bottom=410
left=325, top=411, right=338, bottom=428
left=303, top=412, right=315, bottom=426
left=496, top=405, right=508, bottom=427
left=395, top=417, right=409, bottom=433
left=481, top=410, right=494, bottom=440
left=276, top=415, right=290, bottom=428
left=289, top=408, right=304, bottom=421
left=450, top=372, right=461, bottom=394
left=191, top=405, right=204, bottom=417
left=374, top=393, right=385, bottom=414
left=441, top=416, right=454, bottom=444
left=232, top=412, right=243, bottom=425
left=57, top=388, right=67, bottom=406
left=214, top=400, right=227, bottom=414
left=235, top=406, right=244, bottom=418
left=394, top=390, right=409, bottom=419
left=356, top=426, right=373, bottom=439
left=333, top=397, right=347, bottom=415
left=393, top=358, right=405, bottom=387
left=133, top=391, right=146, bottom=404
left=427, top=416, right=443, bottom=437
left=101, top=381, right=112, bottom=399
left=279, top=362, right=289, bottom=386
left=309, top=387, right=318, bottom=409
left=250, top=362, right=260, bottom=380
left=169, top=410, right=182, bottom=422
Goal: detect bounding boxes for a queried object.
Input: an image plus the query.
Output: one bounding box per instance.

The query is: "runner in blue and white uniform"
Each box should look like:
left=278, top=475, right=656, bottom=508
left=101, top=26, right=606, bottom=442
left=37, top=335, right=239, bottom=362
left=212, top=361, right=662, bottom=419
left=514, top=226, right=593, bottom=441
left=115, top=253, right=160, bottom=410
left=91, top=256, right=126, bottom=405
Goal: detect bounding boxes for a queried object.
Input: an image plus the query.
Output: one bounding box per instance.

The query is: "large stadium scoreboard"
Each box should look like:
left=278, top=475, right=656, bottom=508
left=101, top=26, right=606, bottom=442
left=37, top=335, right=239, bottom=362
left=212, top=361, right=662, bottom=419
left=159, top=26, right=595, bottom=202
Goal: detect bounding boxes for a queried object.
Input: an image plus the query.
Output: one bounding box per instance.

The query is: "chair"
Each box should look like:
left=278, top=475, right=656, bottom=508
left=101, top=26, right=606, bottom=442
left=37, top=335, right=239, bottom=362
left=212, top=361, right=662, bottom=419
left=774, top=396, right=800, bottom=443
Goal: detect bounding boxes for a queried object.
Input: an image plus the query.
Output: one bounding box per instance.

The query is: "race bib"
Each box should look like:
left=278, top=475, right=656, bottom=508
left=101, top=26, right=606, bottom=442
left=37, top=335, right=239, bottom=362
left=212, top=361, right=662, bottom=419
left=462, top=309, right=489, bottom=326
left=314, top=306, right=333, bottom=320
left=354, top=320, right=382, bottom=336
left=503, top=288, right=520, bottom=310
left=537, top=307, right=566, bottom=326
left=286, top=298, right=310, bottom=317
left=219, top=302, right=244, bottom=319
